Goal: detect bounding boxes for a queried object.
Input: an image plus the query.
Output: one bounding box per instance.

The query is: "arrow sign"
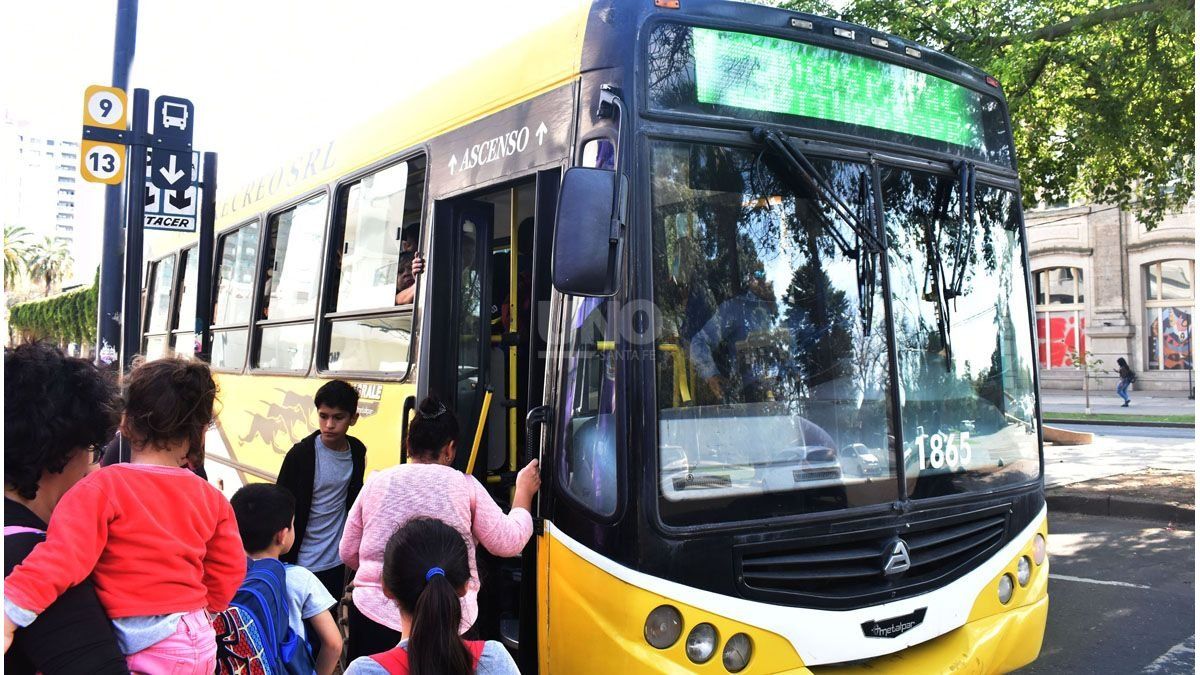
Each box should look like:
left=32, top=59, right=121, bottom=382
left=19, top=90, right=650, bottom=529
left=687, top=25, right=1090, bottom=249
left=536, top=122, right=548, bottom=145
left=168, top=189, right=192, bottom=210
left=448, top=155, right=458, bottom=174
left=145, top=186, right=157, bottom=208
left=159, top=154, right=185, bottom=184
left=150, top=149, right=190, bottom=189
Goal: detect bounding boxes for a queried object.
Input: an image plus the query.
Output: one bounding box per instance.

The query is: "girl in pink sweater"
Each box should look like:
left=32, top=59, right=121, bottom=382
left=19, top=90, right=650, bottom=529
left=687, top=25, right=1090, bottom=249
left=340, top=396, right=540, bottom=659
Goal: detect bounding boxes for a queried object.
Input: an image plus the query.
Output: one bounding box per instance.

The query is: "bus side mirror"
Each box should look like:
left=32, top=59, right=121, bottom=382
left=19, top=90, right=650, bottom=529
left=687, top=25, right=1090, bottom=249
left=551, top=166, right=624, bottom=297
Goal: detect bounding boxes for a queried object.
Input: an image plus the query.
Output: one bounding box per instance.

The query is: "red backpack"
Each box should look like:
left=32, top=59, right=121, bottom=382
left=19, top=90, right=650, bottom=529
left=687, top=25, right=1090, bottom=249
left=370, top=640, right=487, bottom=675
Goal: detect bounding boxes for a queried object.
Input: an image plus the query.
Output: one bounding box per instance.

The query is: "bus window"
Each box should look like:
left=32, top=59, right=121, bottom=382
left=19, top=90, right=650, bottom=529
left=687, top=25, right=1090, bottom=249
left=556, top=296, right=619, bottom=517
left=256, top=193, right=328, bottom=371
left=321, top=156, right=425, bottom=374
left=211, top=221, right=260, bottom=370
left=141, top=253, right=176, bottom=360
left=170, top=246, right=199, bottom=358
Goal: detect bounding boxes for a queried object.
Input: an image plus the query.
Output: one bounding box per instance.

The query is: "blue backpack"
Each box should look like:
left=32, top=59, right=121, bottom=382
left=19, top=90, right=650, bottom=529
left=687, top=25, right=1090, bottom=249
left=213, top=557, right=316, bottom=675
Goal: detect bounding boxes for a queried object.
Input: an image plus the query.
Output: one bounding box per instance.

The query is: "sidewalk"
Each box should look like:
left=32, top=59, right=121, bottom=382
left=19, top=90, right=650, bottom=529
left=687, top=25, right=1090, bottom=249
left=1044, top=422, right=1195, bottom=525
left=1041, top=390, right=1195, bottom=417
left=1047, top=469, right=1194, bottom=527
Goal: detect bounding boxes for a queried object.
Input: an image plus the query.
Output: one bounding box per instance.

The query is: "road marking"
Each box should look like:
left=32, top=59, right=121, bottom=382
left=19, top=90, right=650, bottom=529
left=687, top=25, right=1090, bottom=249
left=1050, top=573, right=1151, bottom=590
left=1142, top=635, right=1194, bottom=673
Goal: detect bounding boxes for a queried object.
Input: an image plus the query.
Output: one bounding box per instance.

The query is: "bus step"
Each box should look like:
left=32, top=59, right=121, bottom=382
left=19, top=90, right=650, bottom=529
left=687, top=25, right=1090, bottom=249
left=500, top=615, right=520, bottom=650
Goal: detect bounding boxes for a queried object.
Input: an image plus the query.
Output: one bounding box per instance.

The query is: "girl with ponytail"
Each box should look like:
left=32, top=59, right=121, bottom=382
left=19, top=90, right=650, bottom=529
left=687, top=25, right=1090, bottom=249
left=345, top=518, right=519, bottom=675
left=3, top=357, right=246, bottom=672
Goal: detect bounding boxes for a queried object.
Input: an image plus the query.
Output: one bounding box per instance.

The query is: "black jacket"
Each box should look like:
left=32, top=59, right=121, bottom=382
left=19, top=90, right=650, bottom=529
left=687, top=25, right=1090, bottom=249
left=4, top=499, right=129, bottom=675
left=275, top=430, right=367, bottom=565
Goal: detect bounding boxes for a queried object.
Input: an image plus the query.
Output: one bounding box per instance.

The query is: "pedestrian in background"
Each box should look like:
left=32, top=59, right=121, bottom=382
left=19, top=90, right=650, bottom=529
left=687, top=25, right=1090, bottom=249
left=1116, top=357, right=1136, bottom=407
left=3, top=343, right=129, bottom=675
left=344, top=518, right=519, bottom=675
left=3, top=356, right=246, bottom=674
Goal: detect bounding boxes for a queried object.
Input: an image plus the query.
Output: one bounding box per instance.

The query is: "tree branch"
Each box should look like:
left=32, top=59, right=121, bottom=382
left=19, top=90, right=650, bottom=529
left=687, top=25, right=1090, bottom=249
left=1008, top=49, right=1053, bottom=101
left=993, top=0, right=1193, bottom=47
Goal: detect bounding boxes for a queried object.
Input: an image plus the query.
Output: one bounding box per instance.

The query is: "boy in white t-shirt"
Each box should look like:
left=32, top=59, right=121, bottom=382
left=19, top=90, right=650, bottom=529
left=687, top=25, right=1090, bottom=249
left=231, top=484, right=343, bottom=675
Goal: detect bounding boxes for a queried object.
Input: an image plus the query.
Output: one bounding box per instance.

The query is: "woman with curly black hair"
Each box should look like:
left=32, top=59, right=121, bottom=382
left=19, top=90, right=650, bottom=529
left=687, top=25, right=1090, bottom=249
left=4, top=356, right=246, bottom=674
left=3, top=342, right=129, bottom=674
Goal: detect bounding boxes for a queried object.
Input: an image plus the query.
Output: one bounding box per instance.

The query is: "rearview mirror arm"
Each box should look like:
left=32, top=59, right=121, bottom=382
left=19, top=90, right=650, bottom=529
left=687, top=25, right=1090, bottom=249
left=596, top=85, right=627, bottom=244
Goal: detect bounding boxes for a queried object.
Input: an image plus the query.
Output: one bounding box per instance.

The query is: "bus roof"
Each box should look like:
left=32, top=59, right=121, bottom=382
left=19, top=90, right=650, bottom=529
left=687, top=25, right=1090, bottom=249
left=214, top=0, right=592, bottom=230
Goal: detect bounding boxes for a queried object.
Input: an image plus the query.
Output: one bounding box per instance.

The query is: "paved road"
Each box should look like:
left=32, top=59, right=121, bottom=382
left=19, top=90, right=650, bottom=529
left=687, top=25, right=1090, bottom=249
left=1017, top=512, right=1194, bottom=674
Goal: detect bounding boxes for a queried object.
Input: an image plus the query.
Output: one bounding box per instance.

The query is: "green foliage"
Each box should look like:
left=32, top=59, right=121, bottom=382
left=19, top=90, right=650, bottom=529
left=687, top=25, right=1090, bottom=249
left=9, top=270, right=98, bottom=345
left=4, top=225, right=31, bottom=291
left=26, top=236, right=74, bottom=297
left=777, top=0, right=1195, bottom=227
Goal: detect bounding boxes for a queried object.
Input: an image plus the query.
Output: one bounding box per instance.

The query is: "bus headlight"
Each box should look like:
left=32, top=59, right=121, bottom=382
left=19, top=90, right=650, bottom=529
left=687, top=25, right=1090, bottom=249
left=686, top=623, right=718, bottom=663
left=998, top=574, right=1015, bottom=604
left=722, top=633, right=753, bottom=672
left=1032, top=533, right=1047, bottom=565
left=1017, top=556, right=1032, bottom=586
left=644, top=605, right=683, bottom=649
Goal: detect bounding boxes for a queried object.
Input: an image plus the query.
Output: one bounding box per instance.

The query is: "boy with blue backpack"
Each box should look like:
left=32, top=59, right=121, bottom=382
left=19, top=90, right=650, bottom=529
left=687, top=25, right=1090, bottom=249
left=222, top=484, right=343, bottom=675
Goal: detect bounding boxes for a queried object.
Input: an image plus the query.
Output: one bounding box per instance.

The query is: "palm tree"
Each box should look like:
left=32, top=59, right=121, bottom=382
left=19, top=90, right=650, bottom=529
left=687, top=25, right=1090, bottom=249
left=3, top=225, right=31, bottom=291
left=27, top=236, right=73, bottom=297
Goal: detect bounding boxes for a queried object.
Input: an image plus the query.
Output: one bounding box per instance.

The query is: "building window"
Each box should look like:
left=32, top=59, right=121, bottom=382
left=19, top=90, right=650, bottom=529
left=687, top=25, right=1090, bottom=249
left=57, top=177, right=74, bottom=184
left=62, top=140, right=77, bottom=147
left=58, top=189, right=75, bottom=196
left=62, top=153, right=77, bottom=160
left=46, top=140, right=55, bottom=146
left=1034, top=267, right=1086, bottom=368
left=1145, top=260, right=1194, bottom=370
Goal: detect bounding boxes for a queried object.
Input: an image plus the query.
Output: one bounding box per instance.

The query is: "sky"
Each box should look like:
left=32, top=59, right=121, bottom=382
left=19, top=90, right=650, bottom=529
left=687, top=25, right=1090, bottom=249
left=1, top=0, right=583, bottom=200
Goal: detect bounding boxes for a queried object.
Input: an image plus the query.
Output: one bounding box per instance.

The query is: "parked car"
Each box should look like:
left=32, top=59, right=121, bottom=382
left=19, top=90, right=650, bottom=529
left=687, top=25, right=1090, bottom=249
left=839, top=443, right=886, bottom=477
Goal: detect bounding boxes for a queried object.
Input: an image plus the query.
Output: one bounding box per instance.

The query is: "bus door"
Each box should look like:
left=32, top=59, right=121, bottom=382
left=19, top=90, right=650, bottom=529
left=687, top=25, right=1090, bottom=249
left=427, top=198, right=494, bottom=466
left=426, top=175, right=553, bottom=661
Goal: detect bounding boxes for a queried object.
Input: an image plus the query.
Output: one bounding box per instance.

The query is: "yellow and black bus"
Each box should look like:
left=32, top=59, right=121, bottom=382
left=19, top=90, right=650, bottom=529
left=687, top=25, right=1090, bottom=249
left=142, top=0, right=1048, bottom=671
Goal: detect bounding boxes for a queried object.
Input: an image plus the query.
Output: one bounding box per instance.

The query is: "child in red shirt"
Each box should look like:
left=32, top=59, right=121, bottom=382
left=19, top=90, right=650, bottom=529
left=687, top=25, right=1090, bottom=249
left=3, top=357, right=245, bottom=674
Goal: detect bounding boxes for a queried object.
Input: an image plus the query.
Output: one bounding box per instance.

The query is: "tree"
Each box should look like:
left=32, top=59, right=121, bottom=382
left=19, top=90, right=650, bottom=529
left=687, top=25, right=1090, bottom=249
left=26, top=236, right=73, bottom=297
left=777, top=0, right=1194, bottom=227
left=3, top=225, right=31, bottom=292
left=1066, top=348, right=1106, bottom=414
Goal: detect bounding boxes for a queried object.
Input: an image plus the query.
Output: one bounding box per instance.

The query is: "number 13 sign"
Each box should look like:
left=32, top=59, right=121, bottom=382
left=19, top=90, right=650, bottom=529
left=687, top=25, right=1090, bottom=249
left=80, top=85, right=128, bottom=185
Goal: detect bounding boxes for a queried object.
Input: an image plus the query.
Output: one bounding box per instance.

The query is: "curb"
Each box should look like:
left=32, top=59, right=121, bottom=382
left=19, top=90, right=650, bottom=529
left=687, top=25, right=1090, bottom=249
left=1043, top=417, right=1195, bottom=429
left=1047, top=492, right=1195, bottom=526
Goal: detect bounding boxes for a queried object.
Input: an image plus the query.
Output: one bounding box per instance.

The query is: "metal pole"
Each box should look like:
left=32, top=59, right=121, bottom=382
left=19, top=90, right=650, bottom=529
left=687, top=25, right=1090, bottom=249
left=121, top=89, right=149, bottom=370
left=195, top=152, right=217, bottom=361
left=96, top=0, right=138, bottom=368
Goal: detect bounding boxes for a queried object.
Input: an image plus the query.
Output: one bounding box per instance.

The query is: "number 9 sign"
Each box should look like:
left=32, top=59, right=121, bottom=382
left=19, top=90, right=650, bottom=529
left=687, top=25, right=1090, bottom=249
left=83, top=85, right=127, bottom=129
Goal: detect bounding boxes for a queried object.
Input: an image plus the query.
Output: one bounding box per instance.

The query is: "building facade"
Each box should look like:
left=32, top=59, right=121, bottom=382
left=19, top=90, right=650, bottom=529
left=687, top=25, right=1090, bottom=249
left=1025, top=200, right=1195, bottom=394
left=0, top=111, right=102, bottom=287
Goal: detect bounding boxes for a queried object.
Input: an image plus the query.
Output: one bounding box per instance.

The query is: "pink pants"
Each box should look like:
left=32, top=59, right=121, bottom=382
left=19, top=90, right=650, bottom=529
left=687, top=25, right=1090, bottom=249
left=125, top=608, right=216, bottom=675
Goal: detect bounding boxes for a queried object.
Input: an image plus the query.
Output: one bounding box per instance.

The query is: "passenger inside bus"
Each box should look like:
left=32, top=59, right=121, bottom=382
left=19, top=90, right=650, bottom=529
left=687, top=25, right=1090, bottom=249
left=394, top=224, right=419, bottom=305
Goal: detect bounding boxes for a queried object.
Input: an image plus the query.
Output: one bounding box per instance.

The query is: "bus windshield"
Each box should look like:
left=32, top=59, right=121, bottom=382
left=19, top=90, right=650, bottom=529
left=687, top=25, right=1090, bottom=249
left=651, top=140, right=897, bottom=526
left=651, top=140, right=1040, bottom=527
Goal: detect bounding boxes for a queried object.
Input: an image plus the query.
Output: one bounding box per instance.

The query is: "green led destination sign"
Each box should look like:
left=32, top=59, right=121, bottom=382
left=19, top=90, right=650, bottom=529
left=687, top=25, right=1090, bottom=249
left=692, top=27, right=986, bottom=150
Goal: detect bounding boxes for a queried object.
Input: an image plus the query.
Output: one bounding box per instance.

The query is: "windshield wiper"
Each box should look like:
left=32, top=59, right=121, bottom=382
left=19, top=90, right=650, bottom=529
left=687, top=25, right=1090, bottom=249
left=943, top=161, right=977, bottom=299
left=751, top=128, right=886, bottom=255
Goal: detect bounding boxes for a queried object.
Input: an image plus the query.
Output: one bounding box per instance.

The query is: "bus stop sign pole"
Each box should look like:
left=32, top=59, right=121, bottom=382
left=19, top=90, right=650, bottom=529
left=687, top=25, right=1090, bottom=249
left=96, top=0, right=137, bottom=368
left=120, top=88, right=150, bottom=370
left=196, top=151, right=217, bottom=362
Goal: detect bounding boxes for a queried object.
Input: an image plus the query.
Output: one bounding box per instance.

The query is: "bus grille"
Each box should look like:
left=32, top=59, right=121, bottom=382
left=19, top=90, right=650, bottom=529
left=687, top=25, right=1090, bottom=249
left=736, top=503, right=1010, bottom=608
